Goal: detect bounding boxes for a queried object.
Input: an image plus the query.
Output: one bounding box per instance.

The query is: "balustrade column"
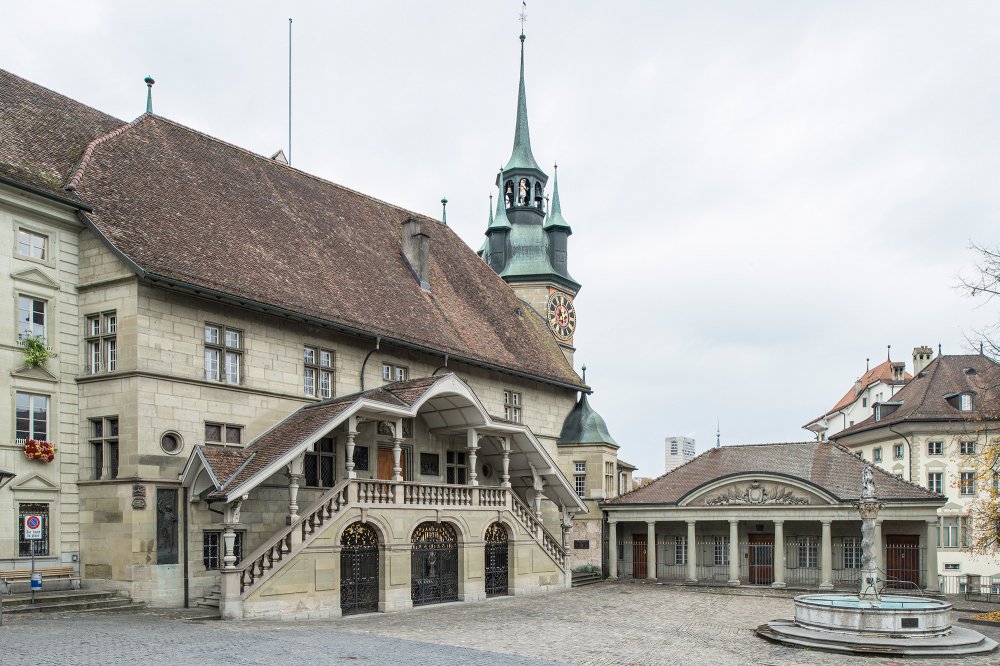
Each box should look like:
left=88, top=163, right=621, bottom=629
left=466, top=428, right=479, bottom=487
left=608, top=520, right=618, bottom=579
left=500, top=438, right=511, bottom=488
left=772, top=520, right=786, bottom=589
left=924, top=519, right=938, bottom=592
left=391, top=429, right=403, bottom=483
left=646, top=521, right=657, bottom=580
left=222, top=495, right=245, bottom=570
left=344, top=429, right=358, bottom=479
left=686, top=520, right=697, bottom=584
left=727, top=520, right=740, bottom=585
left=819, top=520, right=833, bottom=590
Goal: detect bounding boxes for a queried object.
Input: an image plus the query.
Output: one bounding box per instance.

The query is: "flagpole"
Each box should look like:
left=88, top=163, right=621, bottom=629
left=288, top=18, right=293, bottom=166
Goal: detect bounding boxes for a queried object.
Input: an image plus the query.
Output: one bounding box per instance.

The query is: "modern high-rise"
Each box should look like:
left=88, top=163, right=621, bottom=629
left=664, top=436, right=696, bottom=472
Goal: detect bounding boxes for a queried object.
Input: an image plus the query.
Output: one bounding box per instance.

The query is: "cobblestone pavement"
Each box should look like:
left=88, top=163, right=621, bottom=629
left=2, top=582, right=1000, bottom=665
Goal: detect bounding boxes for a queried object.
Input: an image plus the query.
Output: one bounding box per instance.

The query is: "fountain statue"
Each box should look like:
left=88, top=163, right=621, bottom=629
left=756, top=465, right=997, bottom=656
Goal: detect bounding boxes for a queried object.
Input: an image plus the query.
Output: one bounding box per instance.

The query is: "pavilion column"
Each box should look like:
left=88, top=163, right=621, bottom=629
left=685, top=520, right=697, bottom=584
left=391, top=419, right=403, bottom=483
left=500, top=438, right=511, bottom=488
left=772, top=520, right=786, bottom=589
left=728, top=520, right=740, bottom=585
left=344, top=429, right=358, bottom=479
left=286, top=454, right=304, bottom=525
left=608, top=520, right=618, bottom=579
left=924, top=519, right=939, bottom=592
left=819, top=520, right=833, bottom=590
left=466, top=428, right=479, bottom=487
left=646, top=521, right=657, bottom=580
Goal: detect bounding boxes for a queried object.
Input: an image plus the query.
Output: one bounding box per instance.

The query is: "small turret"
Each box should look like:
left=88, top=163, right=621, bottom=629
left=544, top=163, right=576, bottom=283
left=486, top=171, right=512, bottom=273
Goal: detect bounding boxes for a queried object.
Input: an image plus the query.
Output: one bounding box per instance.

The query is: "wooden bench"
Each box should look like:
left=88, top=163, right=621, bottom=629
left=0, top=566, right=81, bottom=594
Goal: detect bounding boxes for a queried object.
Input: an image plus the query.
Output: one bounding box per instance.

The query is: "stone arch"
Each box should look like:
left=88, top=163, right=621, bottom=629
left=405, top=515, right=468, bottom=543
left=333, top=513, right=390, bottom=546
left=340, top=521, right=380, bottom=616
left=484, top=520, right=511, bottom=597
left=411, top=520, right=461, bottom=606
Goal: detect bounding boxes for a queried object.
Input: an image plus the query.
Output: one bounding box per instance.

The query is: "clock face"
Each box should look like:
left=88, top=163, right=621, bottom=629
left=546, top=292, right=577, bottom=341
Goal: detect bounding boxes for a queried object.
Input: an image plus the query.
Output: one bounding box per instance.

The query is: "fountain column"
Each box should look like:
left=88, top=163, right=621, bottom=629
left=856, top=466, right=883, bottom=600
left=771, top=520, right=785, bottom=589
left=819, top=520, right=833, bottom=590
left=924, top=519, right=938, bottom=593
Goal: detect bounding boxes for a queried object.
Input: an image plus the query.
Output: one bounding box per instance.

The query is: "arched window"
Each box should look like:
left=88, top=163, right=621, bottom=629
left=518, top=178, right=530, bottom=206
left=504, top=180, right=515, bottom=209
left=534, top=182, right=543, bottom=209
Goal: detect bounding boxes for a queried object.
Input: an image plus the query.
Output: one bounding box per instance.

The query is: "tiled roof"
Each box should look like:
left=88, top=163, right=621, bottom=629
left=833, top=354, right=1000, bottom=438
left=74, top=114, right=581, bottom=388
left=204, top=376, right=446, bottom=498
left=604, top=441, right=941, bottom=505
left=806, top=360, right=911, bottom=426
left=0, top=69, right=124, bottom=202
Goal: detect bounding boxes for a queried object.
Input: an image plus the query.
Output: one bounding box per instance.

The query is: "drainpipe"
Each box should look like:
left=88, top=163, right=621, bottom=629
left=431, top=354, right=450, bottom=376
left=182, top=486, right=189, bottom=609
left=359, top=336, right=381, bottom=391
left=889, top=424, right=914, bottom=482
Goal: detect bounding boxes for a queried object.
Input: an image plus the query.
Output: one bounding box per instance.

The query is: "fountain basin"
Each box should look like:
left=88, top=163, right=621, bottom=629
left=794, top=594, right=951, bottom=637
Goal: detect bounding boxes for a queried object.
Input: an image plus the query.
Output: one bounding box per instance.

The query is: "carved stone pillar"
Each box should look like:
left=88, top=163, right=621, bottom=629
left=608, top=520, right=618, bottom=579
left=466, top=428, right=479, bottom=487
left=392, top=419, right=403, bottom=482
left=223, top=495, right=246, bottom=570
left=772, top=520, right=786, bottom=589
left=686, top=520, right=697, bottom=584
left=727, top=520, right=740, bottom=585
left=500, top=438, right=511, bottom=488
left=875, top=519, right=884, bottom=591
left=819, top=520, right=834, bottom=590
left=287, top=454, right=304, bottom=524
left=345, top=429, right=358, bottom=479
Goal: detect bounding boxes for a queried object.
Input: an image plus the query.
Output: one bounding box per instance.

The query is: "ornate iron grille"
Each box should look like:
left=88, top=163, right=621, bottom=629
left=411, top=522, right=458, bottom=606
left=484, top=522, right=509, bottom=597
left=340, top=522, right=379, bottom=615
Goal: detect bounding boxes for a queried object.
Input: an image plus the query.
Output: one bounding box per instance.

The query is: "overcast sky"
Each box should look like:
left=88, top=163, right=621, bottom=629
left=5, top=1, right=1000, bottom=478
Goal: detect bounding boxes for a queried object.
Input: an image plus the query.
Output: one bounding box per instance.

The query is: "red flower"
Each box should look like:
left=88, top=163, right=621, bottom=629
left=23, top=439, right=56, bottom=463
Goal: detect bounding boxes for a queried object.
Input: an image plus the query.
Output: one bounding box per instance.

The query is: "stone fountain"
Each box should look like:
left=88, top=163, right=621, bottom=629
left=756, top=467, right=997, bottom=656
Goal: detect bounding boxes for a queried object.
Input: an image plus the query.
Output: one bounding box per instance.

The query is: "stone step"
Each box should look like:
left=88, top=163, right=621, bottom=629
left=197, top=598, right=220, bottom=608
left=571, top=572, right=603, bottom=587
left=5, top=597, right=143, bottom=615
left=3, top=590, right=117, bottom=609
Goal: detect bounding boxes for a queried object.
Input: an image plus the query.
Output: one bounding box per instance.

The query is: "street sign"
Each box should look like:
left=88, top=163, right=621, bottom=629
left=23, top=514, right=42, bottom=540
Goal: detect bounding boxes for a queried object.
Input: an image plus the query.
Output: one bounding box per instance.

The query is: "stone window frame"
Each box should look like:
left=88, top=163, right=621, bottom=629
left=960, top=471, right=976, bottom=495
left=939, top=516, right=967, bottom=548
left=205, top=422, right=243, bottom=447
left=381, top=362, right=408, bottom=383
left=503, top=389, right=522, bottom=423
left=203, top=529, right=244, bottom=570
left=927, top=440, right=943, bottom=456
left=14, top=391, right=50, bottom=443
left=927, top=471, right=944, bottom=495
left=604, top=461, right=614, bottom=496
left=303, top=346, right=335, bottom=398
left=15, top=226, right=48, bottom=262
left=17, top=293, right=47, bottom=341
left=873, top=447, right=883, bottom=462
left=893, top=443, right=904, bottom=460
left=84, top=310, right=118, bottom=374
left=573, top=461, right=586, bottom=497
left=204, top=323, right=243, bottom=384
left=960, top=440, right=977, bottom=456
left=88, top=415, right=120, bottom=480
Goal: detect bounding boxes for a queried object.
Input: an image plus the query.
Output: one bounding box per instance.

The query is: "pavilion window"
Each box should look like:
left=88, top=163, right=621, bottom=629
left=842, top=537, right=862, bottom=570
left=797, top=538, right=818, bottom=568
left=714, top=536, right=730, bottom=566
left=446, top=451, right=467, bottom=485
left=673, top=536, right=687, bottom=566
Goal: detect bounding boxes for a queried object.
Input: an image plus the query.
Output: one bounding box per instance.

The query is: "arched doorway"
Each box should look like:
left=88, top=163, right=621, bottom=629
left=484, top=522, right=509, bottom=597
left=411, top=522, right=458, bottom=606
left=340, top=522, right=379, bottom=616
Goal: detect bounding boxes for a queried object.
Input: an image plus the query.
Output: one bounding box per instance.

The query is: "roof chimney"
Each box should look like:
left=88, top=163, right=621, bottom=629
left=912, top=345, right=933, bottom=376
left=891, top=361, right=906, bottom=382
left=401, top=217, right=430, bottom=291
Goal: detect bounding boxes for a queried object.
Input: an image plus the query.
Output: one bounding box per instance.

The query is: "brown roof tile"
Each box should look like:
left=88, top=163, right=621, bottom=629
left=806, top=360, right=911, bottom=426
left=0, top=69, right=124, bottom=202
left=833, top=355, right=1000, bottom=438
left=61, top=112, right=582, bottom=389
left=604, top=441, right=941, bottom=505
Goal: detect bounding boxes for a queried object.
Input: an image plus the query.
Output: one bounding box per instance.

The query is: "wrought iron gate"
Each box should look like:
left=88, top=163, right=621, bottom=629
left=411, top=522, right=458, bottom=606
left=484, top=522, right=509, bottom=597
left=340, top=522, right=379, bottom=615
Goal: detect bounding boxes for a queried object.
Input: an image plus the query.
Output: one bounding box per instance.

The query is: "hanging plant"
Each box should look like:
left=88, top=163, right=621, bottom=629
left=23, top=439, right=56, bottom=463
left=19, top=333, right=53, bottom=367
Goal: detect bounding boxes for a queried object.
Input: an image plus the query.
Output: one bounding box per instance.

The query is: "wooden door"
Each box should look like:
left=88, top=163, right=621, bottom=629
left=377, top=448, right=393, bottom=480
left=886, top=535, right=920, bottom=589
left=633, top=534, right=647, bottom=579
left=748, top=533, right=774, bottom=585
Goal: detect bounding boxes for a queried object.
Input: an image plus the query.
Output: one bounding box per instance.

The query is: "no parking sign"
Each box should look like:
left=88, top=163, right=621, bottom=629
left=23, top=514, right=42, bottom=540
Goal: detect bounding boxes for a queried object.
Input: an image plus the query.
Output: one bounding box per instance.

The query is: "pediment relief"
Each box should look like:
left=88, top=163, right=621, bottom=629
left=10, top=472, right=59, bottom=494
left=10, top=363, right=58, bottom=383
left=11, top=267, right=59, bottom=291
left=683, top=476, right=834, bottom=507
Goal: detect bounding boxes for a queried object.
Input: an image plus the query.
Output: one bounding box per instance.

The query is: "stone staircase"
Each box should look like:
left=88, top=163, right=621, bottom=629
left=571, top=570, right=602, bottom=587
left=3, top=589, right=145, bottom=615
left=197, top=584, right=221, bottom=609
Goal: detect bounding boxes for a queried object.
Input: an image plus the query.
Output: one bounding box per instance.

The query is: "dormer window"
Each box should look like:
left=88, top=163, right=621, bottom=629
left=960, top=394, right=973, bottom=411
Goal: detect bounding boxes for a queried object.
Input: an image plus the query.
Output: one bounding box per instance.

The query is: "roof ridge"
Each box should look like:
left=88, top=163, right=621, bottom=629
left=65, top=113, right=152, bottom=192
left=120, top=114, right=445, bottom=228
left=0, top=68, right=125, bottom=126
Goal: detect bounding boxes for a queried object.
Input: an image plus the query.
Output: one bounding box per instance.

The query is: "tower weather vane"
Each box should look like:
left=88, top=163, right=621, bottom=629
left=519, top=2, right=527, bottom=36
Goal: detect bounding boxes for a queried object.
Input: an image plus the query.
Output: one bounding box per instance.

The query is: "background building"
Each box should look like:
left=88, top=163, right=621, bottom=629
left=664, top=436, right=696, bottom=473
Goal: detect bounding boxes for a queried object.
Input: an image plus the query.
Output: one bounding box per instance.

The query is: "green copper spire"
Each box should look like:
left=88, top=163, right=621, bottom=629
left=543, top=163, right=572, bottom=232
left=441, top=197, right=448, bottom=226
left=144, top=75, right=155, bottom=114
left=557, top=393, right=619, bottom=446
left=488, top=171, right=512, bottom=231
left=503, top=35, right=542, bottom=173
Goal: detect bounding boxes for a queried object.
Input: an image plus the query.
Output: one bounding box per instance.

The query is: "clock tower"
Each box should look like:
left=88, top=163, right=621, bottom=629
left=480, top=32, right=581, bottom=365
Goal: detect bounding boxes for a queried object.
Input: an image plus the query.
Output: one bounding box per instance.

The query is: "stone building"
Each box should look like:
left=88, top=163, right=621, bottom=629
left=804, top=357, right=912, bottom=441
left=0, top=30, right=626, bottom=618
left=830, top=352, right=1000, bottom=583
left=664, top=436, right=695, bottom=473
left=602, top=441, right=943, bottom=592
